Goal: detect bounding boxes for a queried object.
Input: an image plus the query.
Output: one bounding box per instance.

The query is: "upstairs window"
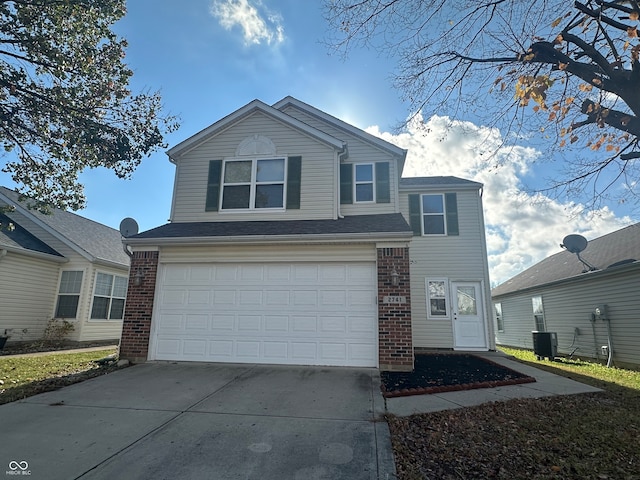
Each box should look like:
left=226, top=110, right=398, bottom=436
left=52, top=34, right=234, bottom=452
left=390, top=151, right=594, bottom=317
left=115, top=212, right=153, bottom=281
left=422, top=194, right=446, bottom=235
left=221, top=158, right=286, bottom=210
left=55, top=271, right=83, bottom=318
left=91, top=273, right=128, bottom=320
left=354, top=164, right=375, bottom=202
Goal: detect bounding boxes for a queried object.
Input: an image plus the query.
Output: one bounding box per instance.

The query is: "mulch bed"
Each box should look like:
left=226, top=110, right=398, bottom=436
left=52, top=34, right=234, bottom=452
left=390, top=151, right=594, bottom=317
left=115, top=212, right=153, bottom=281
left=381, top=353, right=536, bottom=398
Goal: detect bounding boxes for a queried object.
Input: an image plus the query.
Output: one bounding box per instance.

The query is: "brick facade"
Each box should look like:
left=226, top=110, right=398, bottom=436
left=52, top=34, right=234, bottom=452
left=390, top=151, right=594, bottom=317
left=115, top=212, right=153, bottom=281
left=377, top=247, right=414, bottom=371
left=120, top=251, right=159, bottom=363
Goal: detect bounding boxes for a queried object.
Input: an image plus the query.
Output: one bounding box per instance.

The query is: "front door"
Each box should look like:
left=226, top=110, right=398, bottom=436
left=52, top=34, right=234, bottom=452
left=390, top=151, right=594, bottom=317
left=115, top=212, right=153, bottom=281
left=451, top=281, right=487, bottom=350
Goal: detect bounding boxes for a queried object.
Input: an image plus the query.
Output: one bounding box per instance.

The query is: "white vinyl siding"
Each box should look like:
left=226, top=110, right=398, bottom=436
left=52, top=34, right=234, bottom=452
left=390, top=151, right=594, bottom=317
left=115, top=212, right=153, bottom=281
left=399, top=188, right=494, bottom=350
left=170, top=111, right=336, bottom=222
left=494, top=266, right=640, bottom=368
left=0, top=252, right=59, bottom=342
left=280, top=106, right=399, bottom=216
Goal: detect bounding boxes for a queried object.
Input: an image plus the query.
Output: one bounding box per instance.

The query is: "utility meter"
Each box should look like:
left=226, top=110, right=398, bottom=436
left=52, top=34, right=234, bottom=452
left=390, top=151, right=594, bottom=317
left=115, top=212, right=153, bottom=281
left=594, top=304, right=608, bottom=320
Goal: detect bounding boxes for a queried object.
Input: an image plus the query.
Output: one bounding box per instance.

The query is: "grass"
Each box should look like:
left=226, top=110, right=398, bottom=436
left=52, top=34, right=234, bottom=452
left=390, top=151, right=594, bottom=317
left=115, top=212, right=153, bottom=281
left=0, top=348, right=118, bottom=405
left=388, top=348, right=640, bottom=479
left=499, top=346, right=640, bottom=391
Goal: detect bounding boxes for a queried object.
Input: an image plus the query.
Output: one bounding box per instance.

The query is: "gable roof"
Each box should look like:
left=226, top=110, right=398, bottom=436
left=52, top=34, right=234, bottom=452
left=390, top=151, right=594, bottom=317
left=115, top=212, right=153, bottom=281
left=400, top=176, right=483, bottom=190
left=167, top=99, right=346, bottom=161
left=124, top=213, right=412, bottom=245
left=0, top=187, right=130, bottom=268
left=492, top=223, right=640, bottom=297
left=0, top=213, right=64, bottom=259
left=273, top=96, right=407, bottom=162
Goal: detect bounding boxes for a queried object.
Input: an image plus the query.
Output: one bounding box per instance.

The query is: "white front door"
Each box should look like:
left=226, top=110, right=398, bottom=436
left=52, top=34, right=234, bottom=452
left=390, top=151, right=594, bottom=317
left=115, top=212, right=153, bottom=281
left=451, top=281, right=487, bottom=350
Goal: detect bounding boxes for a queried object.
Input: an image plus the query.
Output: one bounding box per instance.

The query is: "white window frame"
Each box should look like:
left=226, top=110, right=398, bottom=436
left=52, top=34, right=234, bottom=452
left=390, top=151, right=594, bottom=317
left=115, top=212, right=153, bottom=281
left=54, top=270, right=84, bottom=319
left=354, top=163, right=376, bottom=203
left=90, top=272, right=128, bottom=321
left=426, top=278, right=450, bottom=319
left=532, top=296, right=546, bottom=331
left=420, top=193, right=447, bottom=236
left=495, top=302, right=504, bottom=332
left=220, top=157, right=287, bottom=211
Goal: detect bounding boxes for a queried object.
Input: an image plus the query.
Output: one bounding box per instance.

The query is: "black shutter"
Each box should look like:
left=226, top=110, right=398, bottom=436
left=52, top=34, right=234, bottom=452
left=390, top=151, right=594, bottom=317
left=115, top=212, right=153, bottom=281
left=205, top=160, right=222, bottom=211
left=375, top=162, right=390, bottom=203
left=445, top=193, right=459, bottom=236
left=286, top=156, right=302, bottom=209
left=340, top=163, right=353, bottom=204
left=408, top=194, right=422, bottom=236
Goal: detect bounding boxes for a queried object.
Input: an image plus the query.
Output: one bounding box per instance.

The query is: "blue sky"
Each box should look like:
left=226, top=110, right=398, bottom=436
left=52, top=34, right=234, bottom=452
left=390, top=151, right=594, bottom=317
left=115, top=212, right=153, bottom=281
left=1, top=0, right=637, bottom=285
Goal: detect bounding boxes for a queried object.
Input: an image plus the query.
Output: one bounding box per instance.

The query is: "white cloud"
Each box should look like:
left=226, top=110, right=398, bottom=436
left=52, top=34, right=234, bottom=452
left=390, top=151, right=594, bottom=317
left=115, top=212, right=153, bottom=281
left=210, top=0, right=284, bottom=46
left=366, top=114, right=633, bottom=286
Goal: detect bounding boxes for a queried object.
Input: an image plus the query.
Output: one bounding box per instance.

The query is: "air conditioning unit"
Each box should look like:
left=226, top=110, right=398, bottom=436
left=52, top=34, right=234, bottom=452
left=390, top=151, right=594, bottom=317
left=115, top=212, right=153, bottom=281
left=532, top=331, right=558, bottom=360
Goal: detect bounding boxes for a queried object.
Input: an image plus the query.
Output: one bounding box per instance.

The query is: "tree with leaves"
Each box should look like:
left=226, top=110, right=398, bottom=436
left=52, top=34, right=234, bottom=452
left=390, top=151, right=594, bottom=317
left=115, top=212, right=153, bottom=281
left=325, top=0, right=640, bottom=209
left=0, top=0, right=178, bottom=211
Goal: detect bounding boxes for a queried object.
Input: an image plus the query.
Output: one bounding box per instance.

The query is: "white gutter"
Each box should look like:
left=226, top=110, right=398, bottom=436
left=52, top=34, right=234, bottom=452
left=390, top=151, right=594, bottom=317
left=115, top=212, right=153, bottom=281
left=0, top=245, right=68, bottom=263
left=124, top=231, right=413, bottom=248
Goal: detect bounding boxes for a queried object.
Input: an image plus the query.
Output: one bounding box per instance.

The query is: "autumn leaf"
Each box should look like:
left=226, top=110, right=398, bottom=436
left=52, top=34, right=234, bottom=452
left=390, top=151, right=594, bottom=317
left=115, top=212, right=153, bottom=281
left=627, top=27, right=638, bottom=38
left=551, top=17, right=562, bottom=27
left=548, top=111, right=557, bottom=121
left=630, top=11, right=640, bottom=21
left=570, top=135, right=579, bottom=143
left=559, top=139, right=566, bottom=147
left=592, top=78, right=602, bottom=85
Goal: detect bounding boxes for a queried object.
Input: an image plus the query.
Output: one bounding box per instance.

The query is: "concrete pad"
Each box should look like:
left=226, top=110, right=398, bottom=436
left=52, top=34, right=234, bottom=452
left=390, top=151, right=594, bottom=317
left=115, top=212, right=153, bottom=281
left=81, top=412, right=382, bottom=480
left=24, top=362, right=254, bottom=411
left=0, top=402, right=176, bottom=480
left=191, top=364, right=377, bottom=421
left=385, top=393, right=464, bottom=416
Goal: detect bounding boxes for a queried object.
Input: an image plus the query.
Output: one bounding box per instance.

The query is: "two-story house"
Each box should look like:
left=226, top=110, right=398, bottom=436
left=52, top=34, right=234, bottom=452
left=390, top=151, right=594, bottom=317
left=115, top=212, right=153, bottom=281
left=119, top=97, right=494, bottom=371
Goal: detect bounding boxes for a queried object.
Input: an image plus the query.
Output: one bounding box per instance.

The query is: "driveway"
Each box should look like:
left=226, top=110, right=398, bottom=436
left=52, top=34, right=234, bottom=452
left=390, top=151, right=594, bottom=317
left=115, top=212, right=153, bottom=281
left=1, top=362, right=395, bottom=480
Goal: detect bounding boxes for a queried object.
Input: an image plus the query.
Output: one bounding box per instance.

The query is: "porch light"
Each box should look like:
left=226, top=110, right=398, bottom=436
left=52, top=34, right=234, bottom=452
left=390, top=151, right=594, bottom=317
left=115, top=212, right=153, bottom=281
left=133, top=269, right=144, bottom=287
left=390, top=269, right=400, bottom=287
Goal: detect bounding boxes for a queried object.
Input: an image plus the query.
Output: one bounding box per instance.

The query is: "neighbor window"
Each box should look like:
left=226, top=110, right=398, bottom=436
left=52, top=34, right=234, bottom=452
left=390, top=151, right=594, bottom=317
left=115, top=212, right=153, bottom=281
left=354, top=163, right=375, bottom=202
left=221, top=157, right=285, bottom=210
left=426, top=279, right=449, bottom=318
left=91, top=273, right=128, bottom=320
left=495, top=302, right=504, bottom=332
left=55, top=271, right=83, bottom=318
left=532, top=296, right=545, bottom=331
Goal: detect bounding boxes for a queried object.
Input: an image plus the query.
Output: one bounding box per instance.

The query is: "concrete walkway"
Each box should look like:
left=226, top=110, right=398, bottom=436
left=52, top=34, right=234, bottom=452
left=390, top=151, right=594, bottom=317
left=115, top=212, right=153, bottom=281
left=385, top=352, right=602, bottom=416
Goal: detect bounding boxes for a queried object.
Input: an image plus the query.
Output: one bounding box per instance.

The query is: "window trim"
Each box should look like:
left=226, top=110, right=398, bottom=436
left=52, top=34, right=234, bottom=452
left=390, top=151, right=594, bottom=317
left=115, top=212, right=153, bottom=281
left=353, top=163, right=376, bottom=203
left=420, top=193, right=447, bottom=236
left=425, top=277, right=450, bottom=319
left=532, top=295, right=546, bottom=331
left=90, top=271, right=128, bottom=321
left=54, top=270, right=84, bottom=319
left=220, top=156, right=288, bottom=211
left=495, top=302, right=504, bottom=332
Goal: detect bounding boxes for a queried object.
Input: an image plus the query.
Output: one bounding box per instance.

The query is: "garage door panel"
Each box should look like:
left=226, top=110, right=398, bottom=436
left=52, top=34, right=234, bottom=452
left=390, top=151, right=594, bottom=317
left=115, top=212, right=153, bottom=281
left=152, top=262, right=378, bottom=366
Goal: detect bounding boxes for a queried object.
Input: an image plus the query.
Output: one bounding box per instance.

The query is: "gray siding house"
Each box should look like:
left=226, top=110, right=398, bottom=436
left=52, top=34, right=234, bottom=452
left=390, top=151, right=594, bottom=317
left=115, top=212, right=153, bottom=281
left=492, top=223, right=640, bottom=368
left=119, top=97, right=494, bottom=370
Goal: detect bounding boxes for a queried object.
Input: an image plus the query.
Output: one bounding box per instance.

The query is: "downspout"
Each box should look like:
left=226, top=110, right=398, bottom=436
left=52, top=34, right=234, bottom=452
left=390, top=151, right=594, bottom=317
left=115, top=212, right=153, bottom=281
left=122, top=243, right=133, bottom=259
left=337, top=144, right=348, bottom=219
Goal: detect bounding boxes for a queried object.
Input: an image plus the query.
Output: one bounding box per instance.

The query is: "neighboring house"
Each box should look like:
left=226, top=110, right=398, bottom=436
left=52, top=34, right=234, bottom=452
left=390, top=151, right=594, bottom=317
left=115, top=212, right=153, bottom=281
left=0, top=187, right=130, bottom=345
left=492, top=223, right=640, bottom=368
left=120, top=97, right=494, bottom=370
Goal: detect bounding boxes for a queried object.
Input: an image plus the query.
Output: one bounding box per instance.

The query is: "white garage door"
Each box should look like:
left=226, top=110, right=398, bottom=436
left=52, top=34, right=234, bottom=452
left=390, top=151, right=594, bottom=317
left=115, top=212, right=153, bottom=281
left=150, top=262, right=378, bottom=367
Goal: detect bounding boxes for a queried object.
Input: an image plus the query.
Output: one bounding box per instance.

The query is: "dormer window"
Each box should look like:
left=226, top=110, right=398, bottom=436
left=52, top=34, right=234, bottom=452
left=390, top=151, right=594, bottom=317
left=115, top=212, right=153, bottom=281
left=221, top=157, right=285, bottom=210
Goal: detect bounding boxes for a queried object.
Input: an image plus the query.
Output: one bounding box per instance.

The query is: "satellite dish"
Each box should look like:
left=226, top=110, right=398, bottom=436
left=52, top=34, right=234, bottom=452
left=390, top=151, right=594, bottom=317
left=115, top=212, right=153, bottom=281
left=119, top=217, right=139, bottom=237
left=561, top=234, right=588, bottom=254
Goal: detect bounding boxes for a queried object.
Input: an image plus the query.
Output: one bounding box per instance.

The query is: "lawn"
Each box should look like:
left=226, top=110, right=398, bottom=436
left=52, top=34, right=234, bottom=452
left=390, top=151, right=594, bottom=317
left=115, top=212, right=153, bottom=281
left=387, top=348, right=640, bottom=480
left=0, top=348, right=119, bottom=405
